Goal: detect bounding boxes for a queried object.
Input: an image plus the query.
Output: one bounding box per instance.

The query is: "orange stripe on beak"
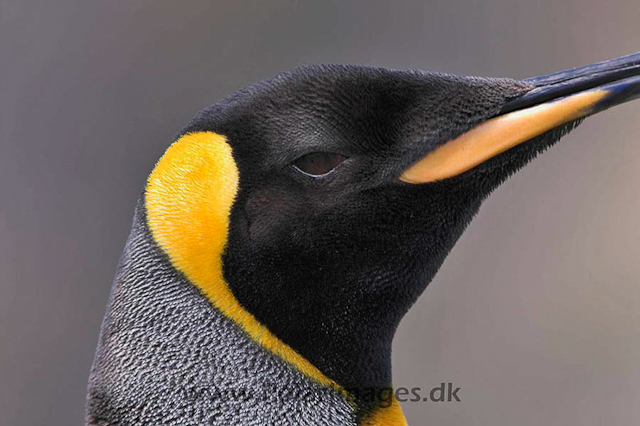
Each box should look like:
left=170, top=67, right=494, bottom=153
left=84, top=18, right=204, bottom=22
left=401, top=89, right=608, bottom=184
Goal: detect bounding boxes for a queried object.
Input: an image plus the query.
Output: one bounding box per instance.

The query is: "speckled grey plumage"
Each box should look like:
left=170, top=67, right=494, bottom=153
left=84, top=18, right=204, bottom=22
left=86, top=200, right=356, bottom=425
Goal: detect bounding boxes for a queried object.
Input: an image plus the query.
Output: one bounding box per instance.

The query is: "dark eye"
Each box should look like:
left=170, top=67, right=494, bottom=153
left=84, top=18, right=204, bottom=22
left=292, top=152, right=347, bottom=177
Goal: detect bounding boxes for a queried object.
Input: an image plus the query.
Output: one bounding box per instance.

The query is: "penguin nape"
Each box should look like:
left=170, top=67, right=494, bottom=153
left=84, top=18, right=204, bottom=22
left=87, top=52, right=640, bottom=426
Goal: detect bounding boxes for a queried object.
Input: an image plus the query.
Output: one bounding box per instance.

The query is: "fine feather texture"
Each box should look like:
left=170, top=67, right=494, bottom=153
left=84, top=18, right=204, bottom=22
left=87, top=200, right=356, bottom=425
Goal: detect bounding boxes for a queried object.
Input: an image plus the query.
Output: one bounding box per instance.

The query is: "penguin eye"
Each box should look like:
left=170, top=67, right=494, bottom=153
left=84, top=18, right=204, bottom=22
left=292, top=152, right=346, bottom=177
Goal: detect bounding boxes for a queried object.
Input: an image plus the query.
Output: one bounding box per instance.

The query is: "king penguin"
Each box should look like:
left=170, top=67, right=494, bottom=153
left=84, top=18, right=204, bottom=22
left=87, top=52, right=640, bottom=425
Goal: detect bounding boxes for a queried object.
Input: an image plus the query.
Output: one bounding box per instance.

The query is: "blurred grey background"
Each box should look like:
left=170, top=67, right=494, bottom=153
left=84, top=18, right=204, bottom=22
left=2, top=1, right=640, bottom=425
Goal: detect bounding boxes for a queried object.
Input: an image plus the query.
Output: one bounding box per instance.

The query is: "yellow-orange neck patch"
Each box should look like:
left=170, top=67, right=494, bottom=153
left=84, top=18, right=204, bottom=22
left=361, top=397, right=408, bottom=426
left=144, top=131, right=341, bottom=388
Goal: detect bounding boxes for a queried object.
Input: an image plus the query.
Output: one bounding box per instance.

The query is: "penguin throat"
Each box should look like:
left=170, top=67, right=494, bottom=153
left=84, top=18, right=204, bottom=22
left=145, top=131, right=341, bottom=388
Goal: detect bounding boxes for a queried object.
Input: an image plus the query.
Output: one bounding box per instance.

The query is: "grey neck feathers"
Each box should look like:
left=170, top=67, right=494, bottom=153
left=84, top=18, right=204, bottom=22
left=86, top=202, right=355, bottom=426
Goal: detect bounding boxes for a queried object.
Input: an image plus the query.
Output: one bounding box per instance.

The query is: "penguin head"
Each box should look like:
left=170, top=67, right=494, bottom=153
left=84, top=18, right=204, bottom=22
left=146, top=55, right=640, bottom=411
left=178, top=67, right=529, bottom=387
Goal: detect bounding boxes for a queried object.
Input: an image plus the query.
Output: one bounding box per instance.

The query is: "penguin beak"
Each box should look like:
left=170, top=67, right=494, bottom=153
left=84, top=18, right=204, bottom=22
left=401, top=51, right=640, bottom=184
